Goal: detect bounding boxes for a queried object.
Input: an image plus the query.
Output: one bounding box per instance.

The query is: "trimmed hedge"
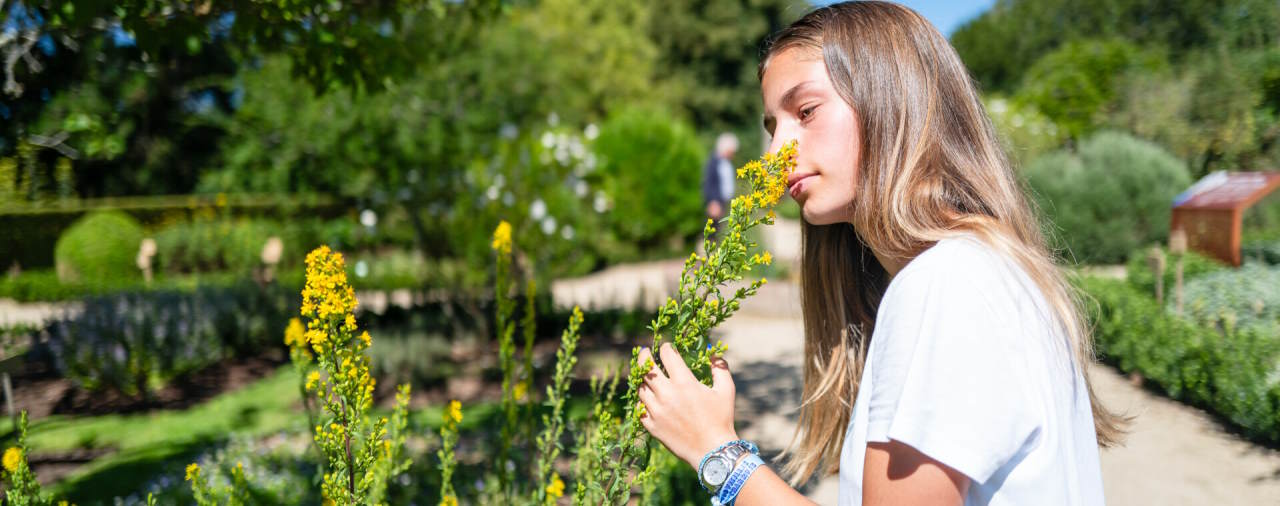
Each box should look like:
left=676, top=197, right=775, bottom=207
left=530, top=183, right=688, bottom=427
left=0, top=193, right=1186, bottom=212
left=54, top=211, right=144, bottom=284
left=1082, top=277, right=1280, bottom=443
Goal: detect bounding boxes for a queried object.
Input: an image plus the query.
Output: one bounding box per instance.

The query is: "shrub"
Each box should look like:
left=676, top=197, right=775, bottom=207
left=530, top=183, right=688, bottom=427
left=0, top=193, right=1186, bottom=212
left=38, top=282, right=295, bottom=398
left=1025, top=131, right=1191, bottom=264
left=1124, top=246, right=1228, bottom=297
left=53, top=210, right=144, bottom=284
left=1181, top=263, right=1280, bottom=335
left=1082, top=277, right=1280, bottom=443
left=594, top=107, right=706, bottom=252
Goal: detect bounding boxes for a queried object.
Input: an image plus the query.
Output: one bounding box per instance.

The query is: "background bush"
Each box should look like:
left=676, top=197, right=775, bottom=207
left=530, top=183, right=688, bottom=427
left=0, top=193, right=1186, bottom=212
left=1123, top=246, right=1228, bottom=297
left=594, top=107, right=706, bottom=254
left=54, top=210, right=144, bottom=284
left=1181, top=263, right=1280, bottom=335
left=1083, top=277, right=1280, bottom=444
left=1025, top=131, right=1190, bottom=263
left=37, top=281, right=296, bottom=398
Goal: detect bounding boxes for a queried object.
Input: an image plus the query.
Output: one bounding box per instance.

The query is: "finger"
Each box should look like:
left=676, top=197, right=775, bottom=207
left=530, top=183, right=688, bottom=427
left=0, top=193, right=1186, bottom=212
left=638, top=382, right=659, bottom=407
left=637, top=347, right=668, bottom=385
left=659, top=342, right=697, bottom=384
left=709, top=355, right=735, bottom=396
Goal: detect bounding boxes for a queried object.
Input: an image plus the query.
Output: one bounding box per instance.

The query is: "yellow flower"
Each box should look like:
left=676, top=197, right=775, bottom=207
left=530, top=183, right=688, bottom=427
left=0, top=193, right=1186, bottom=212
left=446, top=400, right=463, bottom=425
left=184, top=462, right=200, bottom=481
left=3, top=447, right=21, bottom=472
left=439, top=496, right=458, bottom=506
left=306, top=371, right=321, bottom=391
left=546, top=473, right=565, bottom=499
left=283, top=318, right=304, bottom=347
left=359, top=331, right=372, bottom=346
left=513, top=380, right=528, bottom=401
left=491, top=220, right=513, bottom=255
left=761, top=252, right=773, bottom=265
left=344, top=314, right=356, bottom=331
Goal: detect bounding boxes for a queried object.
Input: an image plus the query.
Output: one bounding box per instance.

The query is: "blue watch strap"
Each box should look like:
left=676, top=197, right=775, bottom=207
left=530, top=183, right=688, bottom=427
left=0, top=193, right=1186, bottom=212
left=712, top=454, right=764, bottom=506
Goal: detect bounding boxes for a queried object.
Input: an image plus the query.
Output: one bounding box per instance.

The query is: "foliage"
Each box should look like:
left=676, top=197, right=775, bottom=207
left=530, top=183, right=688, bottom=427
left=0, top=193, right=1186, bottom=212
left=1184, top=48, right=1280, bottom=175
left=5, top=1, right=499, bottom=97
left=1181, top=263, right=1280, bottom=336
left=642, top=0, right=802, bottom=137
left=38, top=281, right=295, bottom=397
left=983, top=96, right=1066, bottom=167
left=1013, top=39, right=1161, bottom=141
left=595, top=107, right=707, bottom=251
left=1124, top=246, right=1227, bottom=298
left=1024, top=131, right=1190, bottom=263
left=450, top=124, right=614, bottom=281
left=53, top=210, right=143, bottom=283
left=1083, top=277, right=1280, bottom=444
left=951, top=0, right=1280, bottom=93
left=3, top=412, right=54, bottom=506
left=155, top=217, right=276, bottom=274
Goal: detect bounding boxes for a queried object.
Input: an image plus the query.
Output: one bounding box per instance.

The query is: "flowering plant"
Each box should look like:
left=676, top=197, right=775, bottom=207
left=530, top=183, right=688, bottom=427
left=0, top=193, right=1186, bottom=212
left=3, top=412, right=54, bottom=506
left=193, top=246, right=412, bottom=505
left=577, top=140, right=797, bottom=503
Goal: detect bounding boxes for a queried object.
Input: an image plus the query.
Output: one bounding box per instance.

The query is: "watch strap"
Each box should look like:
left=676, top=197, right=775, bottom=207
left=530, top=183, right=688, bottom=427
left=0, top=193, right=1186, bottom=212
left=712, top=454, right=764, bottom=506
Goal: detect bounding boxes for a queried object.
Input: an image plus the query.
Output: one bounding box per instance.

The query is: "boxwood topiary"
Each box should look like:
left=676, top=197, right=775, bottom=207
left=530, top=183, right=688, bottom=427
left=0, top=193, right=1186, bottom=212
left=53, top=210, right=144, bottom=284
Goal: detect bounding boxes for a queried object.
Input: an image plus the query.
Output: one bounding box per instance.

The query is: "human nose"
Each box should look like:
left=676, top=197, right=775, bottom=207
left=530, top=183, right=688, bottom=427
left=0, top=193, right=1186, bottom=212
left=767, top=124, right=795, bottom=154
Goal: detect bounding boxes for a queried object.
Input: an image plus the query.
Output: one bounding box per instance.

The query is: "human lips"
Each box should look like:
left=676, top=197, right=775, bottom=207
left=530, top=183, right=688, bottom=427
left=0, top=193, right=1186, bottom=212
left=787, top=172, right=816, bottom=199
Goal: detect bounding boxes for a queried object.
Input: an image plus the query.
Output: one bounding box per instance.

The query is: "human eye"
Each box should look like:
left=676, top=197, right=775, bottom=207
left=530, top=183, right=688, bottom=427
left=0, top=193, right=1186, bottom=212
left=799, top=104, right=817, bottom=122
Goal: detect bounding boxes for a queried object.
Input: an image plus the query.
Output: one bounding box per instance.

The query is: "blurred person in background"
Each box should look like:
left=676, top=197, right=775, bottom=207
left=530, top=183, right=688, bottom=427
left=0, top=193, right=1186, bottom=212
left=703, top=132, right=740, bottom=241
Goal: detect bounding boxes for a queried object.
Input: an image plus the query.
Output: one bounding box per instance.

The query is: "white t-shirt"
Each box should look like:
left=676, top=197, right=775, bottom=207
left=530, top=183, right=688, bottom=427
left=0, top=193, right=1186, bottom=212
left=838, top=235, right=1105, bottom=506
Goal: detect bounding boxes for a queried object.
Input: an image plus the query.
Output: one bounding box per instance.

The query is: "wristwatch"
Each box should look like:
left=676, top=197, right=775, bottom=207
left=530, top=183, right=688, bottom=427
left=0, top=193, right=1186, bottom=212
left=699, top=442, right=752, bottom=494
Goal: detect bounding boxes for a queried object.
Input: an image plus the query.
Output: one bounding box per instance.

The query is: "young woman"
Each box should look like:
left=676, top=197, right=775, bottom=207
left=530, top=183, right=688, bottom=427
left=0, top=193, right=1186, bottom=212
left=635, top=2, right=1126, bottom=505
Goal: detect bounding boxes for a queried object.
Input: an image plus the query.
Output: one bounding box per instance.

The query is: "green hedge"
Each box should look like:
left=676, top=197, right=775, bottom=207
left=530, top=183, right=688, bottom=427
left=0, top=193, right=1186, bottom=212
left=1082, top=277, right=1280, bottom=443
left=0, top=194, right=343, bottom=271
left=54, top=210, right=145, bottom=284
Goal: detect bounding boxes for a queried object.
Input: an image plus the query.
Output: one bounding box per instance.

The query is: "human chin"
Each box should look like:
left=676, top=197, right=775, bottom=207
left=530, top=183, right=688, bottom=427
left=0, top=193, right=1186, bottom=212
left=798, top=195, right=848, bottom=226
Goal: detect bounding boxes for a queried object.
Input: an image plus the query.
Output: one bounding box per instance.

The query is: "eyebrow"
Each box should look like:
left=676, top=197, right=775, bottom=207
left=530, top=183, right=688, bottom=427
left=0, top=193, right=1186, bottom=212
left=762, top=80, right=816, bottom=133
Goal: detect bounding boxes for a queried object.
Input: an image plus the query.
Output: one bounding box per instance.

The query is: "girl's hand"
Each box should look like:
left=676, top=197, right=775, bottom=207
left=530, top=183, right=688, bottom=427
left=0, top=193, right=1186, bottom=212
left=637, top=343, right=739, bottom=468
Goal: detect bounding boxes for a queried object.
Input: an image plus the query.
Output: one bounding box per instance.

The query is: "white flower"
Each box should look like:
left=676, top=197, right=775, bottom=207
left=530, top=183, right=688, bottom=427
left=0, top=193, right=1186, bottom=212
left=541, top=216, right=557, bottom=235
left=584, top=123, right=599, bottom=140
left=593, top=192, right=609, bottom=213
left=561, top=225, right=575, bottom=240
left=574, top=180, right=589, bottom=198
left=530, top=199, right=547, bottom=220
left=360, top=209, right=378, bottom=228
left=486, top=185, right=500, bottom=201
left=541, top=131, right=556, bottom=149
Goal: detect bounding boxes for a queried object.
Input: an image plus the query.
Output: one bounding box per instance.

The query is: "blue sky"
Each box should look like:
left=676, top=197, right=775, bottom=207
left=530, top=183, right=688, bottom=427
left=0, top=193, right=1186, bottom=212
left=814, top=0, right=995, bottom=36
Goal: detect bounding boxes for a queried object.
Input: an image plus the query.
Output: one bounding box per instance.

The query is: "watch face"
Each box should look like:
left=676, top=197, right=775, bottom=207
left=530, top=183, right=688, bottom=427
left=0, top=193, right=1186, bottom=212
left=704, top=457, right=731, bottom=486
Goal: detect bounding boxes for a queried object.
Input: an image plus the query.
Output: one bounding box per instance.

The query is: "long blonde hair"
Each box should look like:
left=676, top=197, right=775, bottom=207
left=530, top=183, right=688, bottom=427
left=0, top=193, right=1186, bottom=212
left=760, top=1, right=1126, bottom=485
